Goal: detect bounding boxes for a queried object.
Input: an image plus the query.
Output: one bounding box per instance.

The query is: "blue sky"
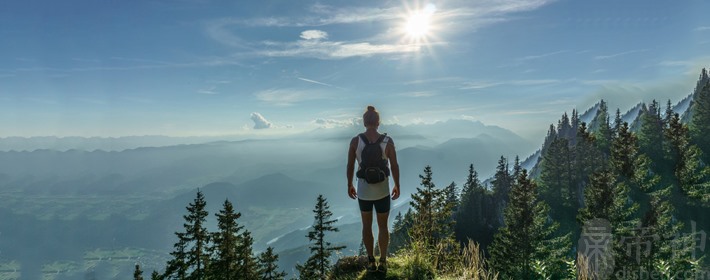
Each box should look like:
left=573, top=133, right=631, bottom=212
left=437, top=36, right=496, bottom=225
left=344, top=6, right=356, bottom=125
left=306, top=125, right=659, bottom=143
left=1, top=0, right=709, bottom=139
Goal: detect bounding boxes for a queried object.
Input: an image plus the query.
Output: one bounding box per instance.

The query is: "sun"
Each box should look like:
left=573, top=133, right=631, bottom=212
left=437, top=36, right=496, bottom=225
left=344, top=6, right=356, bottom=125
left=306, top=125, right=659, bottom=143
left=402, top=4, right=437, bottom=41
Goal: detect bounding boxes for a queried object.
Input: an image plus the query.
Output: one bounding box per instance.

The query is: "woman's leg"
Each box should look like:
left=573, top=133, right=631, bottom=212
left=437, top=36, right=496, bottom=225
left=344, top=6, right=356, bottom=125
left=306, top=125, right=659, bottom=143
left=376, top=211, right=390, bottom=258
left=360, top=211, right=374, bottom=257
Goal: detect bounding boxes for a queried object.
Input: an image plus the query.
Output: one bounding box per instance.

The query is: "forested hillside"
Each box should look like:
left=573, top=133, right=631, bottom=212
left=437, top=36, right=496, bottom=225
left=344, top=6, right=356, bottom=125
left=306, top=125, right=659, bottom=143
left=141, top=69, right=710, bottom=279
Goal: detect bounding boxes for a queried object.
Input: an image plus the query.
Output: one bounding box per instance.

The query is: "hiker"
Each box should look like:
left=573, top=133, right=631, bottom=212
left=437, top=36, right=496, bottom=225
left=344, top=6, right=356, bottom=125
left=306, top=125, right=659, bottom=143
left=346, top=105, right=401, bottom=273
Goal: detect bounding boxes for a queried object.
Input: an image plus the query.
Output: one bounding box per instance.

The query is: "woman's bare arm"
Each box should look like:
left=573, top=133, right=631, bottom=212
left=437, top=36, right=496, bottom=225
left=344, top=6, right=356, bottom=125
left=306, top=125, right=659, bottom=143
left=386, top=139, right=400, bottom=200
left=346, top=137, right=358, bottom=199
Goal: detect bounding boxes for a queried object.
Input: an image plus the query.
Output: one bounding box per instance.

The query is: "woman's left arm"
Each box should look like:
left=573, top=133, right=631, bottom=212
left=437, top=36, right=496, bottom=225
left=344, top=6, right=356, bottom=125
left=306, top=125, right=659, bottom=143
left=386, top=139, right=400, bottom=200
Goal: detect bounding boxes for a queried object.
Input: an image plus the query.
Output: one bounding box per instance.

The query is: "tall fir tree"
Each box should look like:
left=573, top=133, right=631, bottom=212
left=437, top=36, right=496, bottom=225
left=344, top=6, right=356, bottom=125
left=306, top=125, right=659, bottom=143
left=237, top=231, right=260, bottom=279
left=390, top=209, right=414, bottom=252
left=163, top=190, right=210, bottom=280
left=638, top=100, right=665, bottom=165
left=209, top=199, right=258, bottom=280
left=440, top=181, right=458, bottom=241
left=296, top=195, right=345, bottom=280
left=257, top=247, right=286, bottom=280
left=611, top=122, right=638, bottom=180
left=455, top=164, right=495, bottom=250
left=689, top=83, right=710, bottom=163
left=577, top=169, right=639, bottom=275
left=410, top=165, right=443, bottom=247
left=134, top=264, right=144, bottom=280
left=539, top=136, right=571, bottom=207
left=593, top=100, right=613, bottom=157
left=490, top=169, right=569, bottom=279
left=491, top=156, right=512, bottom=226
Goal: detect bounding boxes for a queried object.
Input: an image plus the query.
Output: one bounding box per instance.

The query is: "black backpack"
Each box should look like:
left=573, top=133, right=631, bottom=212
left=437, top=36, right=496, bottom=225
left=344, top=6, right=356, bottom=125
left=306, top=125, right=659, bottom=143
left=356, top=133, right=390, bottom=184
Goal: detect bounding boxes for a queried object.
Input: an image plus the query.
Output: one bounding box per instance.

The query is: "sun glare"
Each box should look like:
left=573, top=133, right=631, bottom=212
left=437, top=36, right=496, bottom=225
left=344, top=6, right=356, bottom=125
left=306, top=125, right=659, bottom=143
left=402, top=3, right=437, bottom=42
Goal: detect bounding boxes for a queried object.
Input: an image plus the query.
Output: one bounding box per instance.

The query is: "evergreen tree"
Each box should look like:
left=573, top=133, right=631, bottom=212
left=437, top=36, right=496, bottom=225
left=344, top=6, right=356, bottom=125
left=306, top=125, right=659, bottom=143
left=257, top=247, right=286, bottom=280
left=134, top=264, right=144, bottom=280
left=577, top=169, right=639, bottom=275
left=539, top=136, right=571, bottom=207
left=690, top=83, right=710, bottom=163
left=164, top=190, right=210, bottom=280
left=455, top=164, right=494, bottom=249
left=151, top=271, right=161, bottom=280
left=237, top=231, right=260, bottom=279
left=490, top=169, right=569, bottom=279
left=613, top=108, right=623, bottom=135
left=390, top=209, right=414, bottom=252
left=638, top=100, right=665, bottom=165
left=440, top=181, right=458, bottom=240
left=209, top=199, right=257, bottom=280
left=593, top=100, right=612, bottom=157
left=410, top=165, right=442, bottom=247
left=296, top=195, right=345, bottom=280
left=611, top=122, right=638, bottom=179
left=677, top=145, right=710, bottom=203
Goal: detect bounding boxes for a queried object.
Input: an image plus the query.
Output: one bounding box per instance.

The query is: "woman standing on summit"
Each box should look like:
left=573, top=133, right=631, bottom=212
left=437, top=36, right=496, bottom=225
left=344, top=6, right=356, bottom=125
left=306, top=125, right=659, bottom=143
left=346, top=105, right=401, bottom=273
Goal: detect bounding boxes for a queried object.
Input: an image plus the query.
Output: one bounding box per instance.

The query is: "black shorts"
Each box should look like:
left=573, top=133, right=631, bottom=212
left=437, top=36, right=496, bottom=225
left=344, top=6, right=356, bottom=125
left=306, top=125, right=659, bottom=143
left=358, top=195, right=391, bottom=213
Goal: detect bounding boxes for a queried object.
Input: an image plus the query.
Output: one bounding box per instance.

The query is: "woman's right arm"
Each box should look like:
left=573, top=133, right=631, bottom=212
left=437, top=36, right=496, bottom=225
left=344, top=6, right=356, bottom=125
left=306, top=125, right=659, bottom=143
left=346, top=137, right=358, bottom=199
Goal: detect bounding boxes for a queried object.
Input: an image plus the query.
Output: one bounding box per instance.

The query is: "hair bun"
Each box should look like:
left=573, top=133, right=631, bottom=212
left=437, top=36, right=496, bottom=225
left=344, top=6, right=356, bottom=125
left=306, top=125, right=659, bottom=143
left=367, top=105, right=376, bottom=112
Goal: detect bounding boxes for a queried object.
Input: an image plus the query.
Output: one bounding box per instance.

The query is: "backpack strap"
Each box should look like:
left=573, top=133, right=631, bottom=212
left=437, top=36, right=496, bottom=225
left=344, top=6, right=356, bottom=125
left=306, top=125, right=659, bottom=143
left=360, top=133, right=388, bottom=144
left=358, top=133, right=370, bottom=144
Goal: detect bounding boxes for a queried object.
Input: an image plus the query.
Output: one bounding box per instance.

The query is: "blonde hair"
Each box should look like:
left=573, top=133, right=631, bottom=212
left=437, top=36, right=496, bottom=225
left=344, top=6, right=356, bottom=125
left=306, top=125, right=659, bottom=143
left=363, top=106, right=380, bottom=127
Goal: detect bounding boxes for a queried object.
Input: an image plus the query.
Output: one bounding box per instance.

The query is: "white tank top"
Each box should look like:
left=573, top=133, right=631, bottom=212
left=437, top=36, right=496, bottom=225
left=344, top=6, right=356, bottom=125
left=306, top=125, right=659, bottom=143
left=355, top=134, right=391, bottom=201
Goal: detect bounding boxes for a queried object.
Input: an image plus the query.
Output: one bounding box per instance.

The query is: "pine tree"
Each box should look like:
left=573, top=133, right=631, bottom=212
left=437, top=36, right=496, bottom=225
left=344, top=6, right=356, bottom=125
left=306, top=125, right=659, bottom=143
left=209, top=199, right=257, bottom=280
left=611, top=122, right=638, bottom=180
left=164, top=190, right=210, bottom=280
left=455, top=164, right=494, bottom=249
left=409, top=165, right=442, bottom=247
left=490, top=169, right=569, bottom=279
left=593, top=100, right=612, bottom=157
left=440, top=181, right=458, bottom=240
left=257, top=247, right=286, bottom=280
left=677, top=145, right=710, bottom=202
left=638, top=100, right=665, bottom=165
left=690, top=83, right=710, bottom=163
left=296, top=195, right=345, bottom=280
left=151, top=271, right=161, bottom=280
left=577, top=169, right=639, bottom=275
left=539, top=136, right=571, bottom=207
left=134, top=264, right=144, bottom=280
left=390, top=209, right=414, bottom=252
left=613, top=108, right=623, bottom=135
left=237, top=231, right=259, bottom=279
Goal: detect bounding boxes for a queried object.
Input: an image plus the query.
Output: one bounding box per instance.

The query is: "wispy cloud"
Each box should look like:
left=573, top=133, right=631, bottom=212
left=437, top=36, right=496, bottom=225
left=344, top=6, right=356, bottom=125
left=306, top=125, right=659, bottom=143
left=312, top=117, right=361, bottom=128
left=594, top=49, right=648, bottom=60
left=300, top=30, right=328, bottom=40
left=695, top=26, right=710, bottom=31
left=399, top=91, right=438, bottom=98
left=205, top=0, right=555, bottom=60
left=518, top=50, right=568, bottom=61
left=297, top=77, right=344, bottom=89
left=197, top=86, right=218, bottom=95
left=460, top=79, right=561, bottom=89
left=254, top=89, right=331, bottom=106
left=256, top=40, right=421, bottom=59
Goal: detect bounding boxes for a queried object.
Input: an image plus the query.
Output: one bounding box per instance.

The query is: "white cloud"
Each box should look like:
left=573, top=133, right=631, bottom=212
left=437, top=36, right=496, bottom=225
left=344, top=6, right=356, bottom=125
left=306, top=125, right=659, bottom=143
left=300, top=30, right=328, bottom=40
left=594, top=49, right=648, bottom=60
left=695, top=26, right=710, bottom=31
left=205, top=0, right=555, bottom=60
left=254, top=89, right=330, bottom=106
left=250, top=112, right=273, bottom=129
left=257, top=40, right=420, bottom=60
left=399, top=91, right=438, bottom=97
left=313, top=118, right=361, bottom=128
